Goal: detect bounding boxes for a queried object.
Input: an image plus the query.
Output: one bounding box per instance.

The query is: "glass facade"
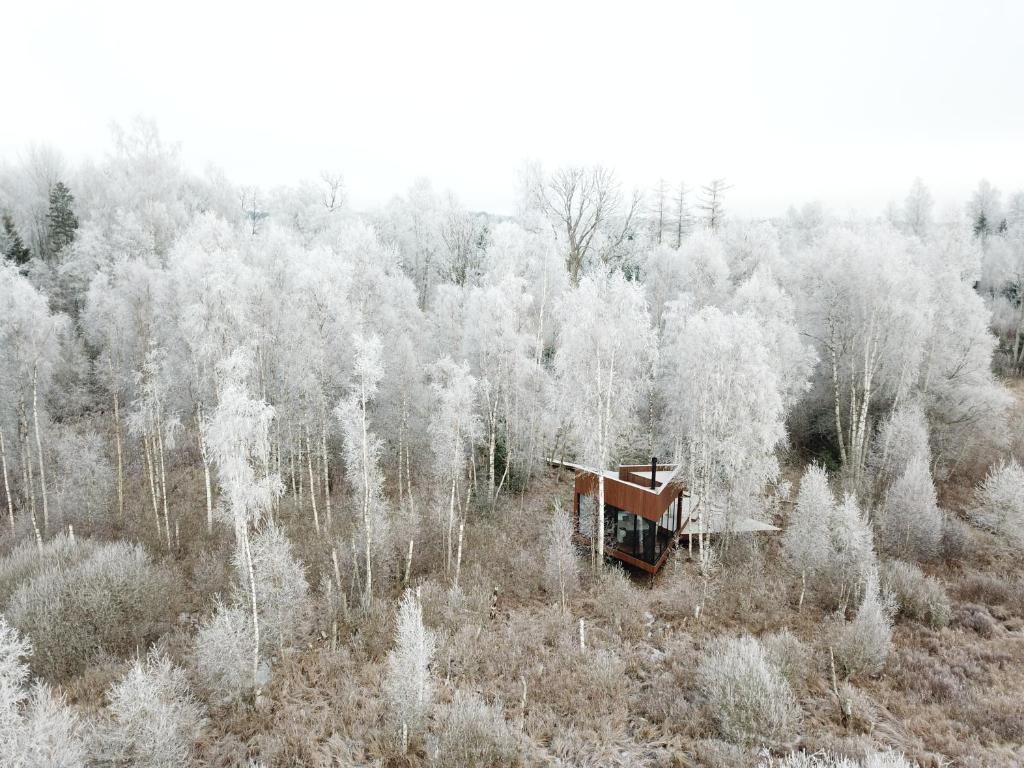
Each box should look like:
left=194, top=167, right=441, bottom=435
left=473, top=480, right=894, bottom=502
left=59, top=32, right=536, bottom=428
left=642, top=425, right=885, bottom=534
left=603, top=503, right=667, bottom=565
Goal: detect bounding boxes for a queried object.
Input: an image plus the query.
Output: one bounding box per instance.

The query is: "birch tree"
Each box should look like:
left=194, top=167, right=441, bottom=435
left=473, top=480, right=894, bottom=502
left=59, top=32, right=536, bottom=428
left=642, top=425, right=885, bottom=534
left=203, top=351, right=281, bottom=686
left=793, top=228, right=928, bottom=489
left=428, top=359, right=481, bottom=581
left=385, top=588, right=436, bottom=752
left=0, top=264, right=68, bottom=538
left=336, top=333, right=387, bottom=606
left=660, top=306, right=786, bottom=551
left=553, top=270, right=652, bottom=568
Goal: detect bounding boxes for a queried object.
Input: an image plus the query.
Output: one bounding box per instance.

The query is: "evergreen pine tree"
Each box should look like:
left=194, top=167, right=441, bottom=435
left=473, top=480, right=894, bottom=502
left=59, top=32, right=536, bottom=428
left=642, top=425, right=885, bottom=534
left=46, top=181, right=79, bottom=257
left=2, top=212, right=31, bottom=266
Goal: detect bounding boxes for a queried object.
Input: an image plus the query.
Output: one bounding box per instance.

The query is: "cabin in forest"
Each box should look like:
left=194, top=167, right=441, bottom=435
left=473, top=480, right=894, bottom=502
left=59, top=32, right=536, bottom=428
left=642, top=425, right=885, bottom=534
left=563, top=457, right=779, bottom=574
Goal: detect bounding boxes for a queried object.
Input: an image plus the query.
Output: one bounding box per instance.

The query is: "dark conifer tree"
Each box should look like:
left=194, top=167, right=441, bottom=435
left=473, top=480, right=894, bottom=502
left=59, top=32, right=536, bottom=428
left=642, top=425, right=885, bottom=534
left=46, top=180, right=79, bottom=257
left=2, top=212, right=31, bottom=266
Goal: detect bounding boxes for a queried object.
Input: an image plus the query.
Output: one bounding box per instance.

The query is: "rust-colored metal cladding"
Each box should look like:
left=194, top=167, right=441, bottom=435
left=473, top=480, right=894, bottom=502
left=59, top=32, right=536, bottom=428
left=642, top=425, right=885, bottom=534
left=568, top=459, right=688, bottom=574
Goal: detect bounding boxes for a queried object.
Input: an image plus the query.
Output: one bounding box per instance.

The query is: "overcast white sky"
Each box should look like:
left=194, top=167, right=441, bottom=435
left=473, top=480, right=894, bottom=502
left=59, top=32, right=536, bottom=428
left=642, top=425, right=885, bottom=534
left=2, top=0, right=1022, bottom=218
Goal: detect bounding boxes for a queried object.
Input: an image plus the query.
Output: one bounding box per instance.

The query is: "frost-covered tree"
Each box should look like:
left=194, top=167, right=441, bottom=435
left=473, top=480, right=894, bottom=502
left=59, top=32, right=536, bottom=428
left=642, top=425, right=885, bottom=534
left=236, top=523, right=310, bottom=653
left=793, top=227, right=928, bottom=488
left=782, top=464, right=833, bottom=607
left=971, top=458, right=1024, bottom=546
left=661, top=306, right=786, bottom=548
left=336, top=333, right=387, bottom=605
left=0, top=264, right=69, bottom=538
left=553, top=270, right=652, bottom=567
left=832, top=573, right=894, bottom=678
left=783, top=465, right=877, bottom=610
left=902, top=178, right=933, bottom=239
left=462, top=274, right=542, bottom=506
left=82, top=259, right=167, bottom=523
left=866, top=403, right=930, bottom=490
left=729, top=267, right=815, bottom=412
left=876, top=456, right=942, bottom=560
left=96, top=650, right=207, bottom=768
left=544, top=502, right=578, bottom=611
left=428, top=359, right=480, bottom=581
left=385, top=588, right=436, bottom=752
left=203, top=351, right=281, bottom=685
left=0, top=617, right=85, bottom=766
left=51, top=427, right=112, bottom=528
left=523, top=164, right=640, bottom=284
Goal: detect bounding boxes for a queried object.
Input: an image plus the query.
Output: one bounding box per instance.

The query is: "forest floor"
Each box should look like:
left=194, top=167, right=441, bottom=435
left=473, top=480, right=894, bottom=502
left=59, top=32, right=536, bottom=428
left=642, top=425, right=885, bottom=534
left=18, top=391, right=1024, bottom=767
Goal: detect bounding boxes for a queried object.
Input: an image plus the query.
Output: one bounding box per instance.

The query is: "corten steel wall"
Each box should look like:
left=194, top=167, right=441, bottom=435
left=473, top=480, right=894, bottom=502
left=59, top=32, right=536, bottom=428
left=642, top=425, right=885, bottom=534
left=571, top=465, right=688, bottom=573
left=573, top=469, right=683, bottom=523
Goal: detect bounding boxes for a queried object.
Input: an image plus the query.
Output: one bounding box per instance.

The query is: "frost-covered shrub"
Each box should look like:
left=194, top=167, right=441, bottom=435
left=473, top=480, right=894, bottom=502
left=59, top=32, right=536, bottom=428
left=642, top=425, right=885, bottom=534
left=763, top=630, right=816, bottom=691
left=385, top=589, right=436, bottom=750
left=881, top=560, right=951, bottom=628
left=761, top=749, right=913, bottom=767
left=430, top=690, right=521, bottom=767
left=697, top=635, right=800, bottom=747
left=192, top=604, right=260, bottom=703
left=4, top=540, right=177, bottom=680
left=0, top=618, right=85, bottom=765
left=0, top=534, right=96, bottom=607
left=832, top=577, right=895, bottom=679
left=235, top=523, right=310, bottom=653
left=9, top=681, right=85, bottom=767
left=94, top=650, right=207, bottom=768
left=971, top=458, right=1024, bottom=545
left=876, top=457, right=943, bottom=560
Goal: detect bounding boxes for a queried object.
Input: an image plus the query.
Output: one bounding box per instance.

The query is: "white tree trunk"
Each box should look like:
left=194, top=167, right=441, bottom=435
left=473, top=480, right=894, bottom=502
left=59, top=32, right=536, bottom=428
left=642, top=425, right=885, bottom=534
left=321, top=417, right=332, bottom=530
left=113, top=390, right=125, bottom=523
left=0, top=431, right=13, bottom=530
left=31, top=374, right=49, bottom=535
left=305, top=427, right=320, bottom=536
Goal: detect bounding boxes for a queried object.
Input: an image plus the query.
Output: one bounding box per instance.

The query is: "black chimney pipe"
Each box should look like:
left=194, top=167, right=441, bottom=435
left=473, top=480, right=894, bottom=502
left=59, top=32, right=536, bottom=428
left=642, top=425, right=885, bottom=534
left=650, top=456, right=658, bottom=489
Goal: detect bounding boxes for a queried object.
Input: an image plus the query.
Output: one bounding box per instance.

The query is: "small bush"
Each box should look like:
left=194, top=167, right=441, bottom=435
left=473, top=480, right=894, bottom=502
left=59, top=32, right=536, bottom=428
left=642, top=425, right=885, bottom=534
left=9, top=681, right=86, bottom=767
left=881, top=560, right=951, bottom=628
left=953, top=603, right=998, bottom=638
left=763, top=630, right=817, bottom=692
left=430, top=690, right=521, bottom=767
left=970, top=458, right=1024, bottom=545
left=697, top=634, right=800, bottom=748
left=93, top=650, right=207, bottom=767
left=191, top=603, right=261, bottom=703
left=832, top=578, right=894, bottom=679
left=0, top=534, right=96, bottom=606
left=4, top=540, right=177, bottom=680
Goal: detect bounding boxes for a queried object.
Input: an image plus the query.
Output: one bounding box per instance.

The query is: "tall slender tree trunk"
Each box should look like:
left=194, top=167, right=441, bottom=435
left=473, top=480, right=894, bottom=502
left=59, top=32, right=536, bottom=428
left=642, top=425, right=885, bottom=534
left=447, top=473, right=457, bottom=576
left=31, top=373, right=49, bottom=535
left=0, top=431, right=13, bottom=530
left=113, top=390, right=125, bottom=524
left=241, top=526, right=261, bottom=685
left=321, top=418, right=332, bottom=531
left=359, top=389, right=372, bottom=607
left=197, top=406, right=213, bottom=533
left=156, top=409, right=172, bottom=552
left=305, top=427, right=320, bottom=535
left=144, top=435, right=161, bottom=538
